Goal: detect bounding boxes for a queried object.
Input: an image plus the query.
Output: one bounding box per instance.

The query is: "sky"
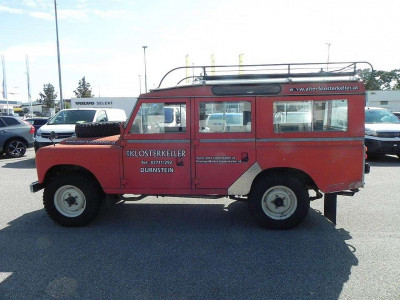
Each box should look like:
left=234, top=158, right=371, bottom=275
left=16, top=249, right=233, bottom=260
left=1, top=0, right=400, bottom=103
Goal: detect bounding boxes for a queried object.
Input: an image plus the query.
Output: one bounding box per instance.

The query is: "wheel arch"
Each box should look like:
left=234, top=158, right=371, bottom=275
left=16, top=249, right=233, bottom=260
left=42, top=164, right=104, bottom=192
left=251, top=167, right=318, bottom=193
left=4, top=136, right=28, bottom=148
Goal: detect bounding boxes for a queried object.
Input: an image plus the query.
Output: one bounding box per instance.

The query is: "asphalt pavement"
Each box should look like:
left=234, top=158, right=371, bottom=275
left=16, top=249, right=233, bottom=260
left=0, top=149, right=399, bottom=299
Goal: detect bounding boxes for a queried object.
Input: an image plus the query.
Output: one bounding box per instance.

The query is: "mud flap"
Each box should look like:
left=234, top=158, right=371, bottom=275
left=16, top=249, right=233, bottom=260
left=324, top=193, right=337, bottom=224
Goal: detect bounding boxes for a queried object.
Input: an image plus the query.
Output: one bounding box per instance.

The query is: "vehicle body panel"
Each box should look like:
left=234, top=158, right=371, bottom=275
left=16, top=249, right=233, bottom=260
left=36, top=136, right=122, bottom=191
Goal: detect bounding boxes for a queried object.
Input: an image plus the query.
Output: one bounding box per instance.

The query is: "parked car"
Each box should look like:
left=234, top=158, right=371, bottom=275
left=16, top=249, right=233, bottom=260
left=25, top=117, right=50, bottom=137
left=0, top=116, right=35, bottom=158
left=365, top=107, right=400, bottom=158
left=35, top=108, right=127, bottom=151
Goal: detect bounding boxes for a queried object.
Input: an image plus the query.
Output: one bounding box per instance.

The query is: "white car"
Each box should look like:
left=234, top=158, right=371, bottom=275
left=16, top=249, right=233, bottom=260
left=365, top=107, right=400, bottom=158
left=35, top=108, right=126, bottom=151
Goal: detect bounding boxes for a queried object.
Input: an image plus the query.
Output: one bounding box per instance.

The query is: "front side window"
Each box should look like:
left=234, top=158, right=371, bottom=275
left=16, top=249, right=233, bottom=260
left=96, top=110, right=108, bottom=122
left=199, top=101, right=252, bottom=133
left=130, top=102, right=186, bottom=134
left=273, top=99, right=348, bottom=132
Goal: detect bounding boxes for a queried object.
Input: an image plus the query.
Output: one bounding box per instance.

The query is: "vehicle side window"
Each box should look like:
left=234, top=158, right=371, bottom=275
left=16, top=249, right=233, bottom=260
left=0, top=118, right=6, bottom=127
left=130, top=103, right=186, bottom=134
left=199, top=101, right=252, bottom=133
left=96, top=110, right=108, bottom=122
left=273, top=99, right=348, bottom=132
left=1, top=117, right=20, bottom=126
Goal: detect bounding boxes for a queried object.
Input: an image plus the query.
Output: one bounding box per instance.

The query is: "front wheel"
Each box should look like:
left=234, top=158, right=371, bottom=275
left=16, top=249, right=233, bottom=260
left=248, top=175, right=310, bottom=229
left=43, top=173, right=104, bottom=226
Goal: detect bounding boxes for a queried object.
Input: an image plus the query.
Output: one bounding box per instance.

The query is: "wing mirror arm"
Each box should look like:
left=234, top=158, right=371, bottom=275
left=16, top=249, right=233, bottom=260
left=49, top=131, right=57, bottom=146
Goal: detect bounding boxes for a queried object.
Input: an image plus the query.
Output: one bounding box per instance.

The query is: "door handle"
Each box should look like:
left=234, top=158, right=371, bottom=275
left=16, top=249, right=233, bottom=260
left=0, top=130, right=6, bottom=134
left=241, top=152, right=249, bottom=162
left=176, top=156, right=184, bottom=166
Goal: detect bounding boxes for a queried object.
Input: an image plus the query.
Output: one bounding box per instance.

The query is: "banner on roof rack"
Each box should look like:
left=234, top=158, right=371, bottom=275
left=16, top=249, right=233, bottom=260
left=282, top=82, right=364, bottom=95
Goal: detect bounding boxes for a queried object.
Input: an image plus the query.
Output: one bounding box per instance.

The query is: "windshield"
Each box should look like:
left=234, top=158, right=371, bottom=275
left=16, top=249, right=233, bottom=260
left=48, top=110, right=96, bottom=125
left=365, top=109, right=400, bottom=124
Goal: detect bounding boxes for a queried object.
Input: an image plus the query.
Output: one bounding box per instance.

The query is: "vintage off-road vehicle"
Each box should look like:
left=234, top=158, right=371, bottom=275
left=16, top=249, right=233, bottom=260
left=31, top=62, right=371, bottom=229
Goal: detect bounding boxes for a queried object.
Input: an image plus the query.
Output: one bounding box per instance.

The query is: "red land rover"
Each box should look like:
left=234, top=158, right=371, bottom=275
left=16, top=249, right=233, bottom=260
left=31, top=62, right=371, bottom=229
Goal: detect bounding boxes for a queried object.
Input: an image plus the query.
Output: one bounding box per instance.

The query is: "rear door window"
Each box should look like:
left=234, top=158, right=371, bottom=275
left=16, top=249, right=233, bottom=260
left=199, top=101, right=252, bottom=133
left=1, top=117, right=21, bottom=126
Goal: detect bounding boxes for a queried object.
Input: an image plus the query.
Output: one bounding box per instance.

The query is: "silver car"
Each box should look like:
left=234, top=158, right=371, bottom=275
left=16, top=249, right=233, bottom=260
left=0, top=116, right=35, bottom=158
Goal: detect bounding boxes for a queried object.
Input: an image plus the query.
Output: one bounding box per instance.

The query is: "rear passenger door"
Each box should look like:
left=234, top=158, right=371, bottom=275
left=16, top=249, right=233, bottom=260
left=193, top=98, right=256, bottom=194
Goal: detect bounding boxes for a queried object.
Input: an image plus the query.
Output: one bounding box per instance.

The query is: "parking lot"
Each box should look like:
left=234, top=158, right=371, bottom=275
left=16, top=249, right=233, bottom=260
left=0, top=148, right=399, bottom=299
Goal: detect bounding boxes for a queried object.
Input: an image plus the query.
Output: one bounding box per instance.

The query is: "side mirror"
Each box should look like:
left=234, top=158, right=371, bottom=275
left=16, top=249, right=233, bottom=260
left=49, top=131, right=57, bottom=146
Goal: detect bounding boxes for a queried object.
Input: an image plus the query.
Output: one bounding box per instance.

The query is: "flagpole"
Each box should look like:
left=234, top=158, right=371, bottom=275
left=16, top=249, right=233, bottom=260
left=26, top=55, right=32, bottom=116
left=1, top=55, right=8, bottom=115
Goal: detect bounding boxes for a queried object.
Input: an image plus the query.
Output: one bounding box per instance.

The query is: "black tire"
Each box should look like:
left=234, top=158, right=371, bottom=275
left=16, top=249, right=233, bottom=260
left=43, top=173, right=104, bottom=227
left=5, top=139, right=27, bottom=158
left=248, top=175, right=310, bottom=229
left=75, top=122, right=123, bottom=138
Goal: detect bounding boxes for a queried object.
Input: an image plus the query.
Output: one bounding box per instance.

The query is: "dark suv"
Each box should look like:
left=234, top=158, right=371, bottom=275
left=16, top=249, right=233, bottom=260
left=0, top=116, right=35, bottom=158
left=25, top=117, right=50, bottom=137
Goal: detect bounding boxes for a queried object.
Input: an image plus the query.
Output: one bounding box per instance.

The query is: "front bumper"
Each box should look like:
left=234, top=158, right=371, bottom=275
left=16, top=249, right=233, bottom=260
left=365, top=138, right=400, bottom=155
left=30, top=181, right=43, bottom=193
left=34, top=140, right=53, bottom=152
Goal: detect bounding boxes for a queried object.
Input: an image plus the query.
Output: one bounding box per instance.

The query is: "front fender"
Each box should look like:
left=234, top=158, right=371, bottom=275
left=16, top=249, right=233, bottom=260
left=35, top=144, right=122, bottom=190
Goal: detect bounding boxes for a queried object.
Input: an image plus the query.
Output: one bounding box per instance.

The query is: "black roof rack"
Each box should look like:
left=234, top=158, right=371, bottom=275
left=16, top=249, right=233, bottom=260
left=157, top=61, right=373, bottom=89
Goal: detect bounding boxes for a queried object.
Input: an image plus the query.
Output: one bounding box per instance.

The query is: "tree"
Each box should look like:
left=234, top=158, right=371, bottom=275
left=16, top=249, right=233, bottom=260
left=38, top=83, right=57, bottom=108
left=357, top=68, right=400, bottom=90
left=74, top=76, right=94, bottom=98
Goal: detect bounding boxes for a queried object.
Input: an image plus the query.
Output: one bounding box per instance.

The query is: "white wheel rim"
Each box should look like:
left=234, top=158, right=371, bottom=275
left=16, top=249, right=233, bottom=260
left=261, top=185, right=297, bottom=220
left=54, top=185, right=86, bottom=217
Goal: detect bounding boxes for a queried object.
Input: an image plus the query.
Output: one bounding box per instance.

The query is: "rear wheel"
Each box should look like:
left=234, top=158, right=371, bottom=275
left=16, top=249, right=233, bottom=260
left=248, top=175, right=310, bottom=229
left=5, top=139, right=27, bottom=158
left=43, top=173, right=104, bottom=226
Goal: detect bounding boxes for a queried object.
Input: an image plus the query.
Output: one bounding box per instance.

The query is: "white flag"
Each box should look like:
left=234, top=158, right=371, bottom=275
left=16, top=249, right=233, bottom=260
left=1, top=55, right=7, bottom=100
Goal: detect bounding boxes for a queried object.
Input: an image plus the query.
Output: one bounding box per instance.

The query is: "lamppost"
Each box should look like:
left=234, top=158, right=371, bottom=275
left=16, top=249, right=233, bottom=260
left=326, top=43, right=331, bottom=71
left=54, top=0, right=63, bottom=110
left=138, top=75, right=142, bottom=94
left=142, top=46, right=148, bottom=93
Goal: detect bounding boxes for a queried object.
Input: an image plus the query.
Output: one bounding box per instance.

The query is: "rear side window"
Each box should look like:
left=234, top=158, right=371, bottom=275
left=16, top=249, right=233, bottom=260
left=199, top=101, right=252, bottom=133
left=1, top=117, right=21, bottom=126
left=273, top=99, right=348, bottom=133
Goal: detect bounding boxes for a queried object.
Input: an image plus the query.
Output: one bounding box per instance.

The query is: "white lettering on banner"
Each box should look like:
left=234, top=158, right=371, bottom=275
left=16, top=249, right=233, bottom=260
left=126, top=149, right=186, bottom=158
left=289, top=85, right=359, bottom=92
left=74, top=101, right=113, bottom=106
